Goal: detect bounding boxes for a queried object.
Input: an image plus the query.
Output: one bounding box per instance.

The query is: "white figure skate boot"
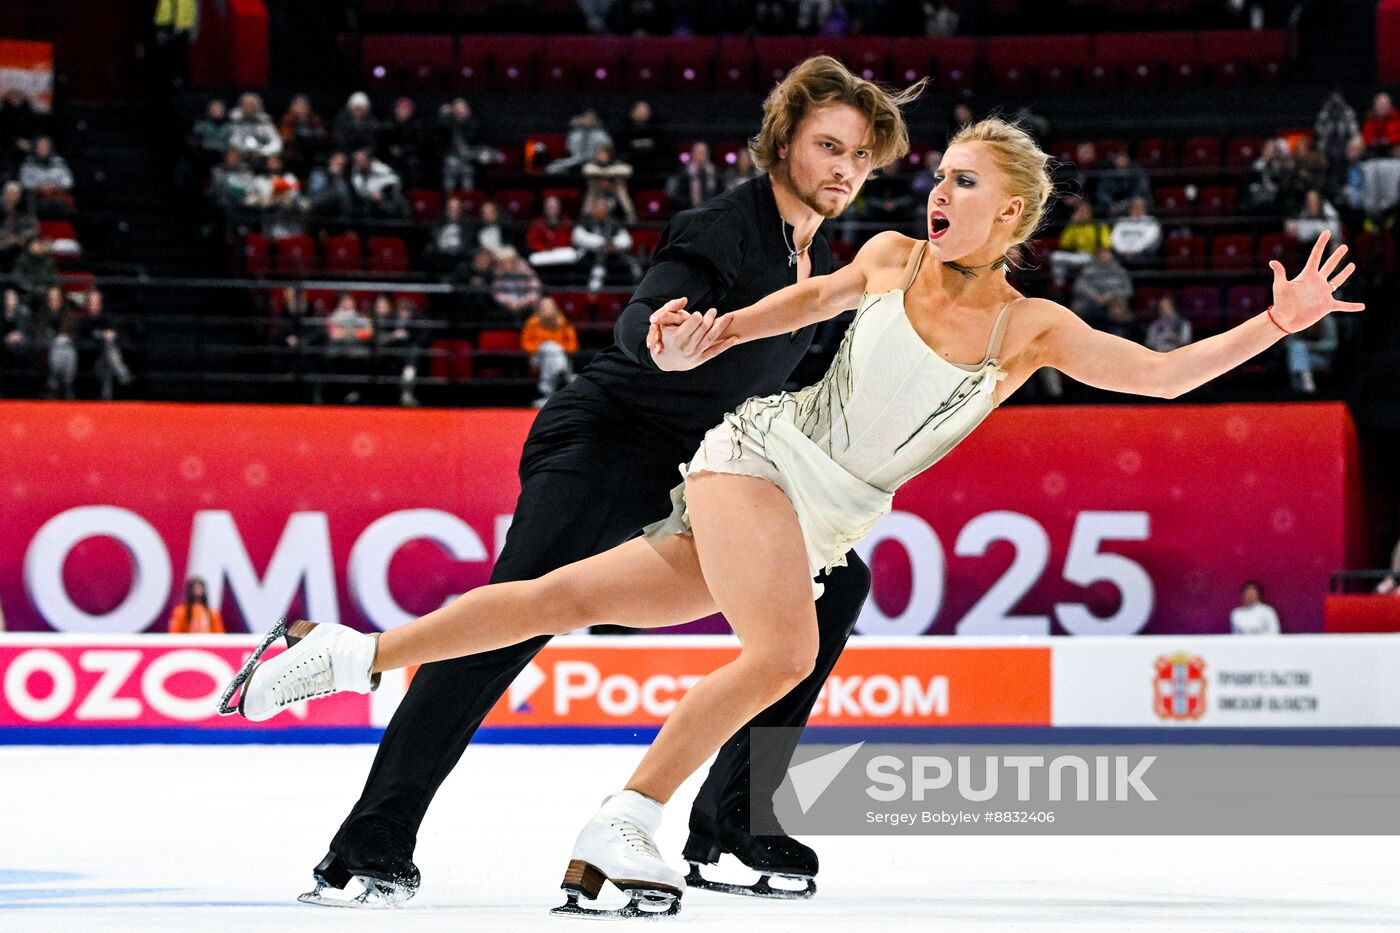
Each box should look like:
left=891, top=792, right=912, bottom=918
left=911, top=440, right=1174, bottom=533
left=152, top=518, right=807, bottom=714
left=551, top=790, right=684, bottom=919
left=219, top=619, right=380, bottom=722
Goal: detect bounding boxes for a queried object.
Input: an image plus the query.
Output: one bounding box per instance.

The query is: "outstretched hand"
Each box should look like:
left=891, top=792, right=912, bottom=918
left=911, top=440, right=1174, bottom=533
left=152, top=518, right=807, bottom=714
left=1269, top=230, right=1365, bottom=333
left=646, top=298, right=738, bottom=371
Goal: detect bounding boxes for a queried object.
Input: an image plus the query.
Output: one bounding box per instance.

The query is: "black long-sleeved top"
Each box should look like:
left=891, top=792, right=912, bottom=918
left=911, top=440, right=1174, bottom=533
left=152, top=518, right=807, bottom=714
left=577, top=174, right=834, bottom=455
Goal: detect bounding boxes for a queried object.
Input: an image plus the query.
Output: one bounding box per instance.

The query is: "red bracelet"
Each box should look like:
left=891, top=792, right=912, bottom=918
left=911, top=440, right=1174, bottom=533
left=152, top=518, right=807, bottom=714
left=1265, top=305, right=1293, bottom=335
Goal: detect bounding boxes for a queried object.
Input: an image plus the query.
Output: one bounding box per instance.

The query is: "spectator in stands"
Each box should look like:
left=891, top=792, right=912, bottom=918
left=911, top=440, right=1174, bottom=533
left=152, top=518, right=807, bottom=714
left=381, top=97, right=427, bottom=190
left=374, top=295, right=423, bottom=407
left=1376, top=538, right=1400, bottom=594
left=1099, top=297, right=1142, bottom=344
left=11, top=236, right=57, bottom=300
left=168, top=577, right=224, bottom=634
left=252, top=156, right=307, bottom=239
left=246, top=153, right=300, bottom=209
left=1050, top=200, right=1111, bottom=286
left=520, top=295, right=578, bottom=407
left=573, top=194, right=638, bottom=292
left=1094, top=150, right=1151, bottom=219
left=1144, top=294, right=1192, bottom=353
left=454, top=248, right=501, bottom=322
left=279, top=94, right=326, bottom=175
left=922, top=0, right=959, bottom=35
left=1285, top=313, right=1338, bottom=395
left=427, top=196, right=472, bottom=273
left=228, top=92, right=281, bottom=158
left=306, top=151, right=354, bottom=225
left=1111, top=197, right=1162, bottom=262
left=1287, top=189, right=1342, bottom=246
left=0, top=287, right=33, bottom=396
left=0, top=87, right=41, bottom=174
left=0, top=181, right=38, bottom=272
left=851, top=154, right=914, bottom=240
left=1243, top=138, right=1294, bottom=214
left=1362, top=91, right=1400, bottom=156
left=1315, top=91, right=1360, bottom=191
left=491, top=247, right=544, bottom=322
left=191, top=99, right=232, bottom=160
left=439, top=98, right=482, bottom=192
left=325, top=292, right=373, bottom=402
left=1230, top=582, right=1280, bottom=635
left=1071, top=248, right=1133, bottom=324
left=667, top=141, right=720, bottom=210
left=19, top=136, right=74, bottom=214
left=1357, top=143, right=1400, bottom=222
left=210, top=147, right=255, bottom=212
left=1285, top=137, right=1328, bottom=211
left=79, top=288, right=132, bottom=400
left=349, top=148, right=409, bottom=219
left=722, top=149, right=762, bottom=192
left=619, top=100, right=666, bottom=177
left=333, top=92, right=378, bottom=156
left=39, top=287, right=76, bottom=400
left=1069, top=141, right=1104, bottom=208
left=273, top=286, right=320, bottom=397
left=526, top=194, right=576, bottom=267
left=548, top=109, right=613, bottom=175
left=473, top=201, right=520, bottom=255
left=1340, top=136, right=1368, bottom=213
left=583, top=143, right=636, bottom=223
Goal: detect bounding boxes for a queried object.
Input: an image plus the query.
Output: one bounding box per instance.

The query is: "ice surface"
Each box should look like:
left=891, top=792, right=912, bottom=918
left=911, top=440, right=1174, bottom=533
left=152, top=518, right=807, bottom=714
left=2, top=744, right=1396, bottom=931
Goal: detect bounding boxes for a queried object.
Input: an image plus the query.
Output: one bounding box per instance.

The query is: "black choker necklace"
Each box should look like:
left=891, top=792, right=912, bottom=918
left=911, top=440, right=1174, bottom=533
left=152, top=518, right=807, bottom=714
left=944, top=256, right=1009, bottom=278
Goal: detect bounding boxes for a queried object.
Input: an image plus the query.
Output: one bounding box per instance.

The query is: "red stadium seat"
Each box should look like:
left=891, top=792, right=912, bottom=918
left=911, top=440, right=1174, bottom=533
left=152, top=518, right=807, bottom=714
left=889, top=37, right=933, bottom=85
left=362, top=34, right=454, bottom=91
left=1179, top=136, right=1222, bottom=169
left=1197, top=185, right=1238, bottom=216
left=454, top=189, right=488, bottom=215
left=1135, top=137, right=1176, bottom=169
left=322, top=233, right=361, bottom=273
left=983, top=35, right=1091, bottom=93
left=452, top=36, right=490, bottom=92
left=494, top=189, right=537, bottom=219
left=932, top=38, right=978, bottom=95
left=476, top=329, right=521, bottom=352
left=591, top=292, right=627, bottom=324
left=489, top=35, right=542, bottom=91
left=1177, top=285, right=1223, bottom=322
left=1132, top=286, right=1173, bottom=316
left=1092, top=34, right=1166, bottom=90
left=715, top=36, right=754, bottom=92
left=1198, top=30, right=1288, bottom=85
left=754, top=37, right=812, bottom=86
left=305, top=289, right=338, bottom=314
left=1095, top=138, right=1131, bottom=159
left=541, top=36, right=628, bottom=92
left=242, top=233, right=271, bottom=276
left=408, top=188, right=442, bottom=225
left=1224, top=284, right=1272, bottom=325
left=631, top=228, right=662, bottom=261
left=634, top=189, right=672, bottom=222
left=1155, top=185, right=1194, bottom=217
left=1226, top=136, right=1266, bottom=168
left=1164, top=232, right=1205, bottom=270
left=552, top=291, right=593, bottom=321
left=829, top=238, right=857, bottom=266
left=1210, top=233, right=1254, bottom=271
left=1256, top=233, right=1297, bottom=267
left=274, top=234, right=315, bottom=274
left=539, top=187, right=583, bottom=219
left=809, top=36, right=892, bottom=82
left=660, top=36, right=716, bottom=92
left=367, top=236, right=409, bottom=274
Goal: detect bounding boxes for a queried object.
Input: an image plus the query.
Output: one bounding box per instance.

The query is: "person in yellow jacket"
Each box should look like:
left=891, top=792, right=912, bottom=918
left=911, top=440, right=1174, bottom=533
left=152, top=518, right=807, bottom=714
left=1049, top=199, right=1112, bottom=286
left=521, top=296, right=579, bottom=406
left=168, top=577, right=224, bottom=634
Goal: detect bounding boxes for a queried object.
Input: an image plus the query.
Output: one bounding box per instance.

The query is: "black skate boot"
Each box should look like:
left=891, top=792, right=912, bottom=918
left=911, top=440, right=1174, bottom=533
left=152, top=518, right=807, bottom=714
left=682, top=809, right=817, bottom=899
left=299, top=822, right=421, bottom=908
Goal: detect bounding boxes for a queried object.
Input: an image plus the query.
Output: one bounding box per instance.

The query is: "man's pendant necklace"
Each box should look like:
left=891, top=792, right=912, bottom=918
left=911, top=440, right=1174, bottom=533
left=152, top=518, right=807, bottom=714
left=781, top=220, right=811, bottom=268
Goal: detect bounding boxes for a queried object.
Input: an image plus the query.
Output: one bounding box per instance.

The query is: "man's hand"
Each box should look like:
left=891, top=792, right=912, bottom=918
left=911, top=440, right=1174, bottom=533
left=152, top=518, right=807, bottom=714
left=646, top=297, right=737, bottom=371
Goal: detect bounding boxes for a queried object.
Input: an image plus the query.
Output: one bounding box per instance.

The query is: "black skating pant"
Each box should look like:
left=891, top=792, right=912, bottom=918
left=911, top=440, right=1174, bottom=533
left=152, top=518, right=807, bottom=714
left=330, top=390, right=871, bottom=857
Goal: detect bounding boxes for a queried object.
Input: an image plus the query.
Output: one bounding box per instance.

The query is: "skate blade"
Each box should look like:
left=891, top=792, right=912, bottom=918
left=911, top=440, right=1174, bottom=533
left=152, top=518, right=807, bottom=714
left=550, top=888, right=680, bottom=920
left=297, top=875, right=414, bottom=909
left=685, top=862, right=816, bottom=899
left=217, top=618, right=288, bottom=716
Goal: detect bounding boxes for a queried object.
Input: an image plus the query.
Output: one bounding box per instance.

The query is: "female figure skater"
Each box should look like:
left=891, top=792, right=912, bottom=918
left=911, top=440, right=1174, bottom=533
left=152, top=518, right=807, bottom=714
left=224, top=118, right=1361, bottom=917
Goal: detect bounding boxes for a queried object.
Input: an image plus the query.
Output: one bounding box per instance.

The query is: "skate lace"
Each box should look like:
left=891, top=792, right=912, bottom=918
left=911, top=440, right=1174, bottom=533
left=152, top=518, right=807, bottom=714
left=610, top=819, right=663, bottom=861
left=272, top=653, right=335, bottom=708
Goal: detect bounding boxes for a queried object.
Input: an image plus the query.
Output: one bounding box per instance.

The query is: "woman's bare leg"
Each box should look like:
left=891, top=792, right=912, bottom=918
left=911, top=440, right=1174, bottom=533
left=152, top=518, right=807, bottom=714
left=373, top=533, right=717, bottom=671
left=625, top=472, right=819, bottom=804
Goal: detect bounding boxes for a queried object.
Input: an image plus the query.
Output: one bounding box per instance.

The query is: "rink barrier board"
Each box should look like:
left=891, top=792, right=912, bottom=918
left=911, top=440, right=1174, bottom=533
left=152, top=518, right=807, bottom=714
left=3, top=634, right=1399, bottom=743
left=0, top=400, right=1365, bottom=637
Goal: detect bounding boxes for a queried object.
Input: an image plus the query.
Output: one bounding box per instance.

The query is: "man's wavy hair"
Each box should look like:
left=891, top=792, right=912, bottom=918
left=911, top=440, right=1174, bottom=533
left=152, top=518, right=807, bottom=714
left=750, top=56, right=927, bottom=173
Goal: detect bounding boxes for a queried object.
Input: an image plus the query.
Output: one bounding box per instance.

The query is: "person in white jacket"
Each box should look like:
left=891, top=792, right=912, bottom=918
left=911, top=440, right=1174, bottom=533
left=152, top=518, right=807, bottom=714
left=1110, top=197, right=1161, bottom=260
left=1230, top=582, right=1281, bottom=634
left=572, top=194, right=638, bottom=291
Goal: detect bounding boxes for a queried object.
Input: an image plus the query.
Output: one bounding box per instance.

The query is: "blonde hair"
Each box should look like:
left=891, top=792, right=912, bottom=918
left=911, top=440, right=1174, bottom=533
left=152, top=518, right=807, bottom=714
left=948, top=117, right=1053, bottom=247
left=750, top=56, right=926, bottom=172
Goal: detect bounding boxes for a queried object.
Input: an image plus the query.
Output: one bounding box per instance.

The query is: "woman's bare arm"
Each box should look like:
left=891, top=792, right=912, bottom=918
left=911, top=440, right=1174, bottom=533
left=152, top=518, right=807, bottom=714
left=646, top=231, right=912, bottom=370
left=1036, top=231, right=1363, bottom=399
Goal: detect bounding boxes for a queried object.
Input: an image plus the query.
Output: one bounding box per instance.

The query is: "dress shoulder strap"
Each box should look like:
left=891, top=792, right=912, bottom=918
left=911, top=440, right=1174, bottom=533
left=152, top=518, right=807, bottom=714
left=900, top=240, right=927, bottom=291
left=984, top=297, right=1021, bottom=363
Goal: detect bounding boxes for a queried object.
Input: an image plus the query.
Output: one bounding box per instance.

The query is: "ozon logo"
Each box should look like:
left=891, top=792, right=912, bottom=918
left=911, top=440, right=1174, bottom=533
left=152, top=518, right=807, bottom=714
left=1, top=648, right=238, bottom=724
